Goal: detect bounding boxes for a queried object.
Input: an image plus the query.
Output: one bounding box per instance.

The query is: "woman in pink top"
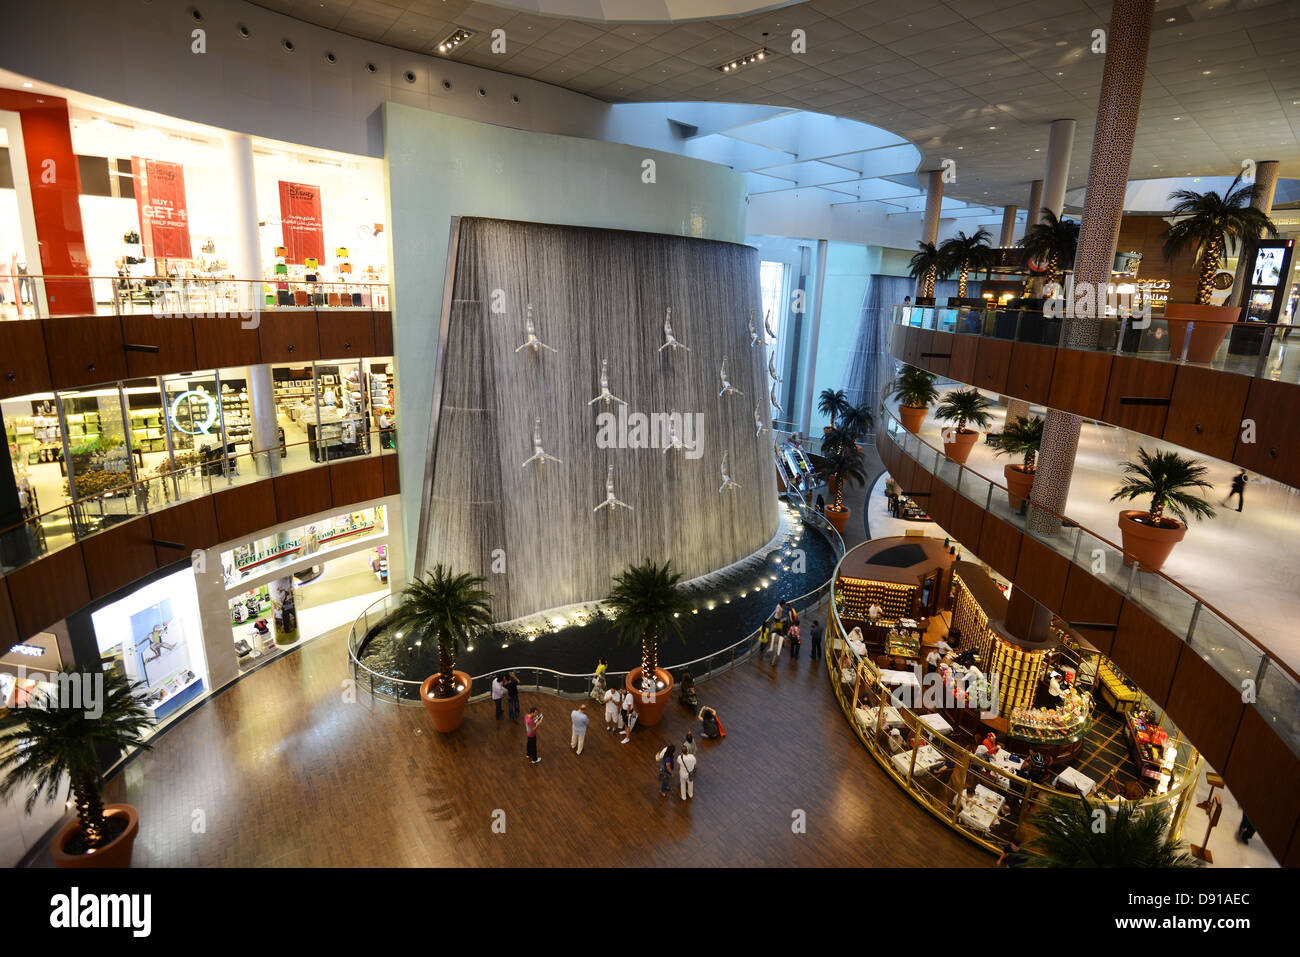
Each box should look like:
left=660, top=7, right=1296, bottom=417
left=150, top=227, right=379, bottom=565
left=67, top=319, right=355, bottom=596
left=525, top=708, right=543, bottom=765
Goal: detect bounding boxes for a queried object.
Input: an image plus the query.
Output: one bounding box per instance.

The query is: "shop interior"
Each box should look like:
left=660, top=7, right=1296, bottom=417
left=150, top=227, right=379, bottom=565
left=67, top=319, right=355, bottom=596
left=221, top=506, right=390, bottom=670
left=1, top=101, right=389, bottom=318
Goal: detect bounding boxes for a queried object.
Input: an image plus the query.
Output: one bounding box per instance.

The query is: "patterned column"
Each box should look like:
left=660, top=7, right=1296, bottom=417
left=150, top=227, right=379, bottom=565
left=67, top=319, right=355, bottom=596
left=1041, top=119, right=1076, bottom=221
left=917, top=168, right=944, bottom=299
left=1004, top=397, right=1030, bottom=430
left=1228, top=160, right=1281, bottom=306
left=1028, top=0, right=1156, bottom=536
left=999, top=205, right=1018, bottom=247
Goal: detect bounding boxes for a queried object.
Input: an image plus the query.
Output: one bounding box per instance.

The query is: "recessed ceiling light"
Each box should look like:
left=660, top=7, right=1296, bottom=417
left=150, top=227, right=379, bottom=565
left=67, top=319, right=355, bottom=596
left=988, top=125, right=997, bottom=130
left=1202, top=70, right=1212, bottom=75
left=22, top=81, right=32, bottom=88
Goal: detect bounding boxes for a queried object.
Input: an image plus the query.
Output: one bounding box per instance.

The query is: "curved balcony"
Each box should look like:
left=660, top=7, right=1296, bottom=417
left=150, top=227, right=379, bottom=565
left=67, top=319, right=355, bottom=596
left=875, top=401, right=1300, bottom=864
left=889, top=305, right=1300, bottom=490
left=0, top=428, right=399, bottom=643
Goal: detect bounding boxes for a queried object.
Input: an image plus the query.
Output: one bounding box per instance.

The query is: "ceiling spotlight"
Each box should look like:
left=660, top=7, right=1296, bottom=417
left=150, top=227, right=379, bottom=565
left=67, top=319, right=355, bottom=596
left=436, top=27, right=474, bottom=56
left=715, top=48, right=771, bottom=73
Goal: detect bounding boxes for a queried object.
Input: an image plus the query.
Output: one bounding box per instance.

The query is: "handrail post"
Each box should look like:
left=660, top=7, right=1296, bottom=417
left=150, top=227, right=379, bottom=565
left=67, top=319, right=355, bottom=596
left=1114, top=314, right=1129, bottom=355
left=1185, top=602, right=1201, bottom=648
left=1179, top=321, right=1194, bottom=362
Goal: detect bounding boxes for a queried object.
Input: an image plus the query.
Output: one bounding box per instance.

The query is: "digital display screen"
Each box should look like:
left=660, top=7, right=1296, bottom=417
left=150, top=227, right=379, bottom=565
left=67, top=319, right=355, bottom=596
left=1252, top=247, right=1287, bottom=288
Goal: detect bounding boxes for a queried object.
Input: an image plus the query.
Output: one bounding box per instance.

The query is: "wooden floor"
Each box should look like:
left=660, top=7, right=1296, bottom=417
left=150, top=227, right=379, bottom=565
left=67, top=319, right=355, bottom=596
left=39, top=613, right=991, bottom=868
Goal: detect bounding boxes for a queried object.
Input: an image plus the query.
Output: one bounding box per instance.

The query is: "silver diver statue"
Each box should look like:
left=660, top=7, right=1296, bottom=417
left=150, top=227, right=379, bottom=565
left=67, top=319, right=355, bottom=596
left=515, top=304, right=557, bottom=355
left=718, top=356, right=744, bottom=398
left=658, top=307, right=691, bottom=353
left=754, top=403, right=769, bottom=437
left=588, top=358, right=627, bottom=407
left=521, top=417, right=562, bottom=468
left=593, top=463, right=633, bottom=512
left=718, top=449, right=742, bottom=493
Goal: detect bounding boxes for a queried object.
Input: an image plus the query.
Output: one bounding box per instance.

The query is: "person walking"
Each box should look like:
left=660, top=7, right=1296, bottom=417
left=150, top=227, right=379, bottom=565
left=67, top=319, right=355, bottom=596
left=491, top=673, right=506, bottom=719
left=788, top=621, right=802, bottom=660
left=1223, top=470, right=1248, bottom=512
left=809, top=619, right=824, bottom=661
left=591, top=656, right=608, bottom=702
left=655, top=744, right=676, bottom=799
left=570, top=704, right=589, bottom=756
left=524, top=707, right=543, bottom=764
left=678, top=747, right=697, bottom=801
left=620, top=689, right=637, bottom=744
left=680, top=731, right=697, bottom=757
left=603, top=684, right=621, bottom=732
left=504, top=671, right=521, bottom=721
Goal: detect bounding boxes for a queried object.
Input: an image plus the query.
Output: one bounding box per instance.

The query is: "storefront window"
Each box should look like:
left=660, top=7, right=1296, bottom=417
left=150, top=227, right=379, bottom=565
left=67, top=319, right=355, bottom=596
left=3, top=392, right=61, bottom=517
left=220, top=505, right=387, bottom=586
left=59, top=385, right=134, bottom=505
left=311, top=361, right=369, bottom=461
left=90, top=566, right=209, bottom=723
left=162, top=371, right=228, bottom=478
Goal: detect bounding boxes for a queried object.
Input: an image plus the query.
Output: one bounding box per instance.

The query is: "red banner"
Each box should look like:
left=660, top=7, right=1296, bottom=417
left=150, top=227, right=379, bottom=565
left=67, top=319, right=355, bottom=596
left=132, top=157, right=192, bottom=261
left=278, top=181, right=325, bottom=265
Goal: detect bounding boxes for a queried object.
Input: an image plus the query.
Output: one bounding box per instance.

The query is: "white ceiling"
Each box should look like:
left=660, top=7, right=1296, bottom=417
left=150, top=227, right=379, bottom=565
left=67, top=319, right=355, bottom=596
left=248, top=0, right=1300, bottom=210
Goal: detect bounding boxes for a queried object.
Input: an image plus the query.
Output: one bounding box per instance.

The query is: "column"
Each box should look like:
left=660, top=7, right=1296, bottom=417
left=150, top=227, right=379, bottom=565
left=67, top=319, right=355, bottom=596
left=248, top=365, right=282, bottom=477
left=998, top=206, right=1018, bottom=247
left=799, top=238, right=829, bottom=438
left=1041, top=119, right=1076, bottom=221
left=224, top=133, right=262, bottom=315
left=1228, top=160, right=1281, bottom=306
left=1003, top=397, right=1030, bottom=430
left=1027, top=0, right=1156, bottom=537
left=271, top=574, right=299, bottom=646
left=917, top=168, right=944, bottom=299
left=1025, top=180, right=1043, bottom=231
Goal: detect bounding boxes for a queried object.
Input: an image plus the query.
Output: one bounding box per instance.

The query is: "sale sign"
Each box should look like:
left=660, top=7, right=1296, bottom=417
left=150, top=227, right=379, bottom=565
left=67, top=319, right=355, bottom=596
left=278, top=181, right=325, bottom=265
left=131, top=157, right=192, bottom=260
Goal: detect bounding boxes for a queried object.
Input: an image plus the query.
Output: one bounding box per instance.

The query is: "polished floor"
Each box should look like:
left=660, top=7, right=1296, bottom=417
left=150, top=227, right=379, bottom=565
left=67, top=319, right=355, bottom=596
left=32, top=613, right=991, bottom=868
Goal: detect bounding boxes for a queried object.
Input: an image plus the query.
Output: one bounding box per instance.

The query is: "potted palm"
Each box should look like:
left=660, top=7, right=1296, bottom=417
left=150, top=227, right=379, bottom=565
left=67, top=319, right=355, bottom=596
left=1017, top=208, right=1079, bottom=290
left=388, top=564, right=493, bottom=733
left=938, top=228, right=996, bottom=299
left=993, top=414, right=1044, bottom=511
left=817, top=388, right=850, bottom=432
left=840, top=403, right=874, bottom=446
left=816, top=443, right=867, bottom=534
left=908, top=240, right=943, bottom=300
left=0, top=668, right=152, bottom=868
left=1161, top=176, right=1277, bottom=362
left=890, top=365, right=939, bottom=434
left=1022, top=794, right=1199, bottom=868
left=934, top=388, right=993, bottom=464
left=1110, top=447, right=1215, bottom=572
left=606, top=559, right=692, bottom=727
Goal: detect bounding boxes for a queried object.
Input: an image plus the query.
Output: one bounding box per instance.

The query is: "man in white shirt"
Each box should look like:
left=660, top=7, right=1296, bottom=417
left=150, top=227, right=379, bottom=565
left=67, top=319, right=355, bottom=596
left=570, top=704, right=590, bottom=756
left=491, top=674, right=506, bottom=720
left=867, top=602, right=883, bottom=621
left=936, top=637, right=954, bottom=657
left=678, top=749, right=698, bottom=801
left=925, top=649, right=941, bottom=673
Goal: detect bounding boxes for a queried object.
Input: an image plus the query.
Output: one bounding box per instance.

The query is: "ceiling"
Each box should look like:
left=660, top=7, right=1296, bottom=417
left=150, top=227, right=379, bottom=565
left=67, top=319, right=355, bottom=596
left=249, top=0, right=1300, bottom=210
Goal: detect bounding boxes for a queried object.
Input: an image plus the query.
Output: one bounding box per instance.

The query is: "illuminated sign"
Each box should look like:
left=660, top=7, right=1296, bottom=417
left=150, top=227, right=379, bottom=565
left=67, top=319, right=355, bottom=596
left=6, top=643, right=43, bottom=657
left=169, top=390, right=218, bottom=436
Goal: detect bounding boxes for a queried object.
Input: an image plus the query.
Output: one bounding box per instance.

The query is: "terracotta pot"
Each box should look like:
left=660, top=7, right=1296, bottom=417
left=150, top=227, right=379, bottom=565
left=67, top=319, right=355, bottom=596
left=625, top=667, right=674, bottom=727
left=51, top=804, right=139, bottom=869
left=420, top=670, right=473, bottom=733
left=898, top=405, right=928, bottom=434
left=942, top=429, right=979, bottom=464
left=824, top=505, right=850, bottom=533
left=1117, top=510, right=1186, bottom=573
left=1004, top=464, right=1035, bottom=511
left=1164, top=303, right=1240, bottom=363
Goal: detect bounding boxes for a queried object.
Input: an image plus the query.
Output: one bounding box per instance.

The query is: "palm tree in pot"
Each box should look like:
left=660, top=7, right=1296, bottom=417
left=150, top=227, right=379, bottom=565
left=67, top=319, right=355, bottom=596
left=1160, top=176, right=1278, bottom=361
left=1110, top=447, right=1215, bottom=573
left=1022, top=793, right=1199, bottom=868
left=908, top=240, right=943, bottom=299
left=0, top=668, right=152, bottom=868
left=605, top=559, right=692, bottom=727
left=890, top=365, right=939, bottom=434
left=817, top=388, right=850, bottom=431
left=938, top=228, right=996, bottom=299
left=993, top=414, right=1044, bottom=512
left=839, top=403, right=874, bottom=447
left=933, top=388, right=993, bottom=464
left=389, top=564, right=494, bottom=732
left=816, top=442, right=868, bottom=535
left=1018, top=208, right=1079, bottom=293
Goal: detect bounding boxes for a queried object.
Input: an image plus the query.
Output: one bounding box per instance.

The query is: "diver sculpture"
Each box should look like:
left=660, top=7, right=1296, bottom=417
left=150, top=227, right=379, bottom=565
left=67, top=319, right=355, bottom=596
left=515, top=304, right=557, bottom=355
left=521, top=417, right=562, bottom=468
left=588, top=358, right=627, bottom=407
left=718, top=356, right=744, bottom=398
left=718, top=449, right=742, bottom=493
left=658, top=307, right=691, bottom=353
left=593, top=464, right=633, bottom=512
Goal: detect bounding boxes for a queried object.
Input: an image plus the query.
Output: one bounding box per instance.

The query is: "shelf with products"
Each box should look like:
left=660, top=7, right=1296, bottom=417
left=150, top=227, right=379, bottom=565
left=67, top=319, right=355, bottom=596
left=1125, top=709, right=1168, bottom=783
left=835, top=576, right=916, bottom=626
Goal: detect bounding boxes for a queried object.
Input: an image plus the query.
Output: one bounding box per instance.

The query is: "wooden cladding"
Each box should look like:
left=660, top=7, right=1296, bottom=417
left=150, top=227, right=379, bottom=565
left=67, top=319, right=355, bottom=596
left=4, top=309, right=391, bottom=396
left=0, top=455, right=392, bottom=643
left=890, top=434, right=1300, bottom=863
left=892, top=328, right=1300, bottom=490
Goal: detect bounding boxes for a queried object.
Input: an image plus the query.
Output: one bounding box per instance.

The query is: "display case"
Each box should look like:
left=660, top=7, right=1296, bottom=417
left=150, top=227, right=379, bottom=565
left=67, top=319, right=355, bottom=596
left=1126, top=709, right=1168, bottom=784
left=835, top=576, right=916, bottom=626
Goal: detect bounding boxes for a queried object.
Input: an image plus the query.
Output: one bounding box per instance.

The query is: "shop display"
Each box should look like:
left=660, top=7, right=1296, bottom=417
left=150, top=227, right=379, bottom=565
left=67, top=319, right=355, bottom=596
left=836, top=577, right=914, bottom=625
left=1098, top=659, right=1141, bottom=713
left=1010, top=685, right=1093, bottom=741
left=1126, top=709, right=1169, bottom=785
left=885, top=627, right=920, bottom=658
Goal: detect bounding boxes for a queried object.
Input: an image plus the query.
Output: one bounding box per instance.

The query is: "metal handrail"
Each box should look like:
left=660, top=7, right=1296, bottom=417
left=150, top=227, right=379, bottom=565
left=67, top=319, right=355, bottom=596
left=2, top=272, right=390, bottom=286
left=874, top=396, right=1300, bottom=691
left=346, top=494, right=846, bottom=704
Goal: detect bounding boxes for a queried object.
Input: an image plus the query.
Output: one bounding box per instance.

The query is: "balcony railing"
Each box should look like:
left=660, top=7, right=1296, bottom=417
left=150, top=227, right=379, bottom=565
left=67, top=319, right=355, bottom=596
left=876, top=397, right=1300, bottom=762
left=0, top=427, right=396, bottom=577
left=892, top=304, right=1297, bottom=384
left=0, top=274, right=390, bottom=319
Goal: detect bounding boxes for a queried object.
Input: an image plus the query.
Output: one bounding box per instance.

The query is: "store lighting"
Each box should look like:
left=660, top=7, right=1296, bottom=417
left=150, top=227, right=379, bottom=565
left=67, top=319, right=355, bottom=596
left=716, top=48, right=770, bottom=73
left=436, top=27, right=474, bottom=55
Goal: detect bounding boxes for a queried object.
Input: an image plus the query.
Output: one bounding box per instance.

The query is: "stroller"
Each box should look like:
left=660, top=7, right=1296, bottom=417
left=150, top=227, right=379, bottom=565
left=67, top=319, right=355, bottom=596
left=678, top=670, right=699, bottom=710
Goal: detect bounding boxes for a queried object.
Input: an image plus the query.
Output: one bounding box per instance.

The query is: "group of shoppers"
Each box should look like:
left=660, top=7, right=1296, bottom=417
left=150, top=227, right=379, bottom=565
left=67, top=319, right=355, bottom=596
left=759, top=599, right=824, bottom=664
left=655, top=733, right=700, bottom=801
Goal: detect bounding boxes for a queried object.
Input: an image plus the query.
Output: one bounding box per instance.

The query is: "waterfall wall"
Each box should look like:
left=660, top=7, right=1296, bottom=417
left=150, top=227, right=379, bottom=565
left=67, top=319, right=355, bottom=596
left=420, top=217, right=780, bottom=621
